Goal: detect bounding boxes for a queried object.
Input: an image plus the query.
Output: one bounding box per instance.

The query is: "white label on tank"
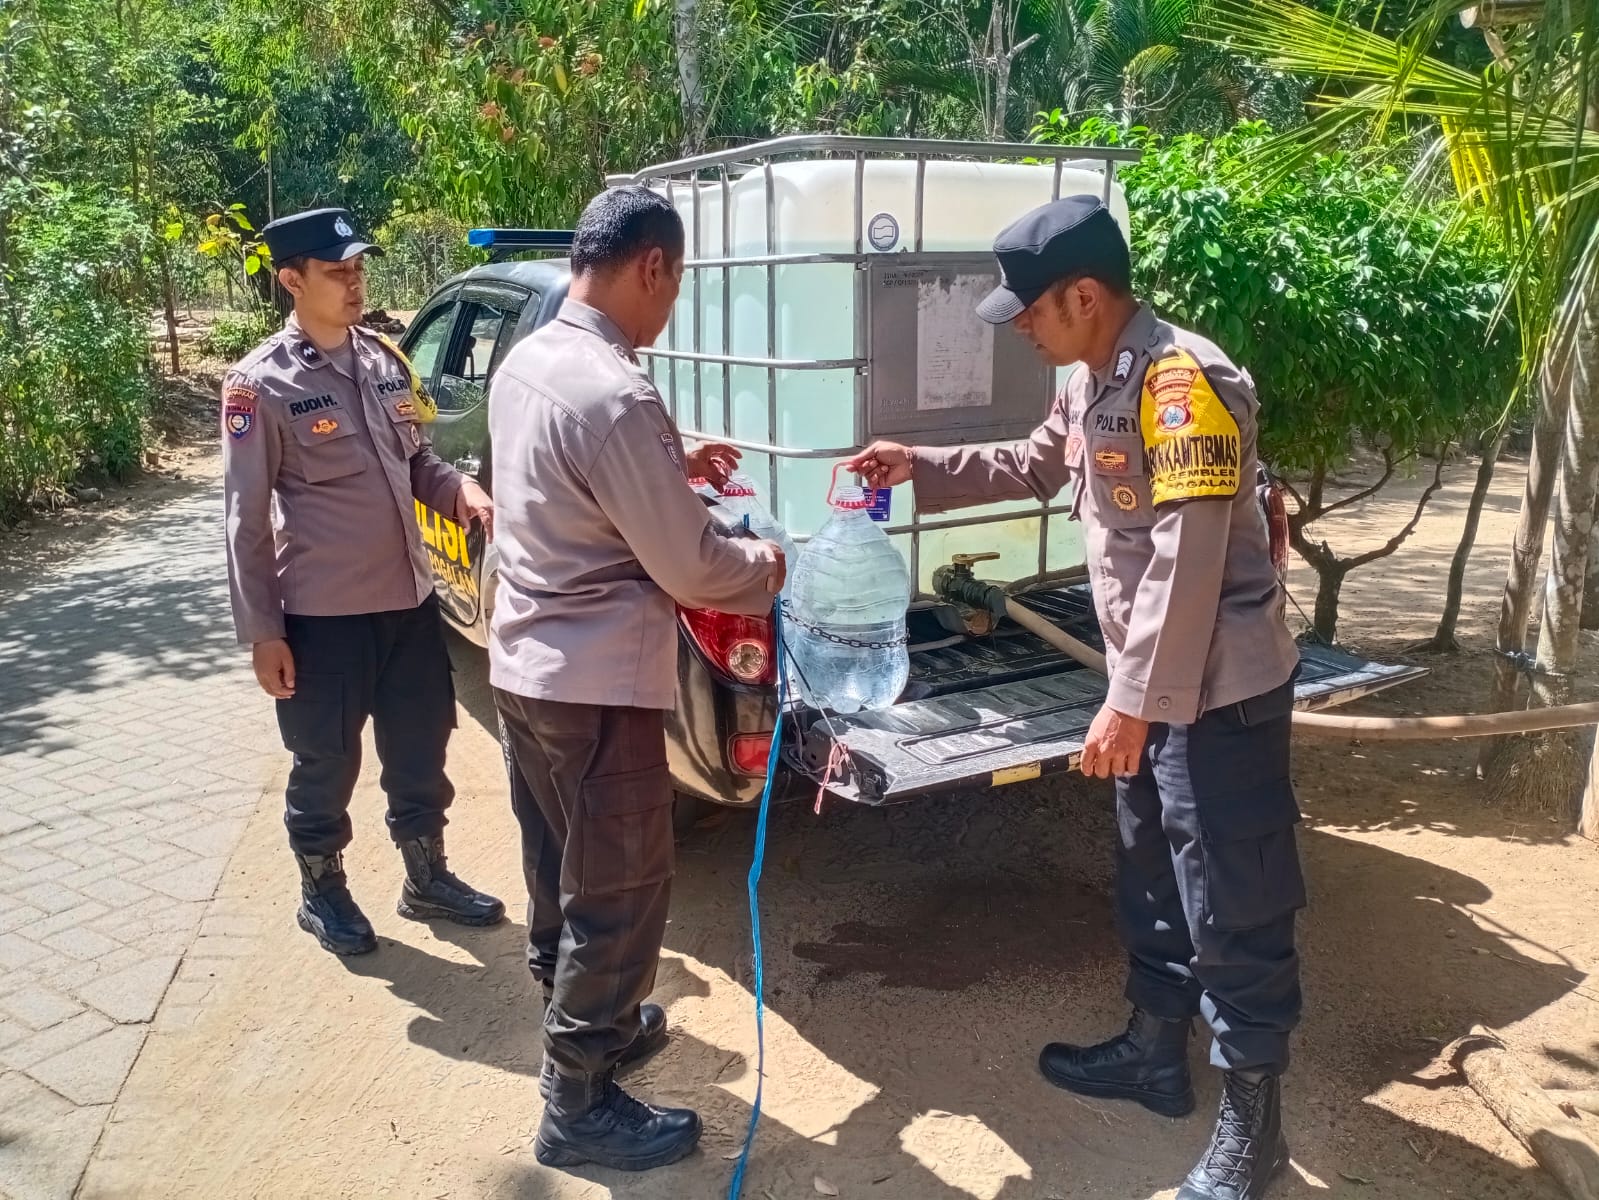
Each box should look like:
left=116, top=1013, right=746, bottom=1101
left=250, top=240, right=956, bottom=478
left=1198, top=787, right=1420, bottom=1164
left=917, top=274, right=994, bottom=410
left=867, top=212, right=900, bottom=251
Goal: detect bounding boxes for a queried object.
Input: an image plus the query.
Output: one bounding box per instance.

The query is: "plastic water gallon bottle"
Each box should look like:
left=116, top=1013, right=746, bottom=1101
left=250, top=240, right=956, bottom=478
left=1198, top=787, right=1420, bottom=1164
left=785, top=467, right=911, bottom=713
left=716, top=474, right=797, bottom=580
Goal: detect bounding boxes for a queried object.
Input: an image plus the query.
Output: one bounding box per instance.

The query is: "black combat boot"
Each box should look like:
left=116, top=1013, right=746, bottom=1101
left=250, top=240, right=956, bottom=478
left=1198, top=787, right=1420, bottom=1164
left=1176, top=1070, right=1288, bottom=1200
left=538, top=1003, right=670, bottom=1100
left=534, top=1069, right=701, bottom=1172
left=1038, top=1008, right=1195, bottom=1117
left=395, top=834, right=506, bottom=926
left=295, top=852, right=378, bottom=956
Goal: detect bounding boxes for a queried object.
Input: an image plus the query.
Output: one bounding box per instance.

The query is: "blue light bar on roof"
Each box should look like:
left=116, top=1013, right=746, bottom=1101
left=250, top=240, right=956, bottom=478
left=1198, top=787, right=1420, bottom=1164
left=465, top=229, right=575, bottom=253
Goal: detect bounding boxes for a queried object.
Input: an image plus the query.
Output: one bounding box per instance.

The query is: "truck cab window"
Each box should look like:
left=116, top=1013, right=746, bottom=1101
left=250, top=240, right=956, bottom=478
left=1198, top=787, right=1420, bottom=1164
left=401, top=301, right=457, bottom=385
left=437, top=296, right=523, bottom=413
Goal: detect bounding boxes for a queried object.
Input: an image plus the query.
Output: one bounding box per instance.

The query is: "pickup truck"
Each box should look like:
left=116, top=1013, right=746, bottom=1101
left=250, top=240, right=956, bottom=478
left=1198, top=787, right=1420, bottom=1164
left=399, top=228, right=1423, bottom=818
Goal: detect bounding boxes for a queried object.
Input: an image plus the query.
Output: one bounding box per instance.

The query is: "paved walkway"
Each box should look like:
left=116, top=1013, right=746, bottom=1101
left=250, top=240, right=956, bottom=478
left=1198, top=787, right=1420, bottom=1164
left=0, top=468, right=279, bottom=1200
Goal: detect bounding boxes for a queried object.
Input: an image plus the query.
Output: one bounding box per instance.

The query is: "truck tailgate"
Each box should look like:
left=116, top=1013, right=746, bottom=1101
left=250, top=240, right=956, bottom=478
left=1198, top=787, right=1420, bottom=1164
left=800, top=591, right=1426, bottom=804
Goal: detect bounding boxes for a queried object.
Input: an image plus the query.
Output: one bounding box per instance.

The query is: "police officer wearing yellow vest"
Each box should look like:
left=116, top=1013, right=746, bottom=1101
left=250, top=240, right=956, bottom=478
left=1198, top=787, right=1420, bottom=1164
left=846, top=196, right=1304, bottom=1200
left=221, top=207, right=505, bottom=956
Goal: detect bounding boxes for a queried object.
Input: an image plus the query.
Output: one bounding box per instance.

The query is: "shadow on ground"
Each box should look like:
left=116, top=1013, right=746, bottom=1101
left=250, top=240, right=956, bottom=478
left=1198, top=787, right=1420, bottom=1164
left=426, top=631, right=1587, bottom=1198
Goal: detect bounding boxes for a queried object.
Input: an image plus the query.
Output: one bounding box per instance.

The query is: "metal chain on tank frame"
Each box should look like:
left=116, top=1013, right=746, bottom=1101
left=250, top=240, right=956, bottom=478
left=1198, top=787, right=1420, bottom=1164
left=779, top=600, right=910, bottom=649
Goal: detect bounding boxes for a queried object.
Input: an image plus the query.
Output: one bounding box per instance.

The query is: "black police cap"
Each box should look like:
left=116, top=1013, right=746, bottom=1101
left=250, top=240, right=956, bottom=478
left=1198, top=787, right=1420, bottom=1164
left=261, top=207, right=384, bottom=264
left=976, top=195, right=1127, bottom=324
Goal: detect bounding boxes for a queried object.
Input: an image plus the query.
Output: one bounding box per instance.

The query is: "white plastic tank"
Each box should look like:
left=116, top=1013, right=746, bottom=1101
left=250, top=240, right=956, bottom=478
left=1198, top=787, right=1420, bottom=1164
left=653, top=157, right=1131, bottom=594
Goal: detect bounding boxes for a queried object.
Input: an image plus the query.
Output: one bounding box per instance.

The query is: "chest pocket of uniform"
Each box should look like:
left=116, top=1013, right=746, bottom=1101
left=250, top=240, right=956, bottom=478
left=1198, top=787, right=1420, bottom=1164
left=1087, top=434, right=1154, bottom=529
left=383, top=402, right=423, bottom=460
left=289, top=412, right=364, bottom=483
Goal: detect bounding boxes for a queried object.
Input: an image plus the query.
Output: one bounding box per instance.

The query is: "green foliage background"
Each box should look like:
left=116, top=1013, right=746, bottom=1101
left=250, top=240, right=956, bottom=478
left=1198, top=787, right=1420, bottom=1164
left=1035, top=117, right=1519, bottom=476
left=1, top=0, right=1513, bottom=530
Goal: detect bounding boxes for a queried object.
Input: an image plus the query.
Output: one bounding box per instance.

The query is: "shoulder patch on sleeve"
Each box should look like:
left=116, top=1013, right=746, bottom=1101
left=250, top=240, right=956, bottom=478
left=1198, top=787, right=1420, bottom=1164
left=222, top=376, right=259, bottom=442
left=659, top=431, right=684, bottom=472
left=1139, top=349, right=1241, bottom=504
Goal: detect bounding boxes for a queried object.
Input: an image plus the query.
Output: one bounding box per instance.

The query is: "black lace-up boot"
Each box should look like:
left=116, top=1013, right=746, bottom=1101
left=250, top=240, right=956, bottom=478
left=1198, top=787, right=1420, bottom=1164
left=395, top=834, right=506, bottom=926
left=534, top=1070, right=701, bottom=1172
left=539, top=1002, right=669, bottom=1100
left=1176, top=1070, right=1288, bottom=1200
left=1038, top=1008, right=1194, bottom=1116
left=294, top=852, right=378, bottom=956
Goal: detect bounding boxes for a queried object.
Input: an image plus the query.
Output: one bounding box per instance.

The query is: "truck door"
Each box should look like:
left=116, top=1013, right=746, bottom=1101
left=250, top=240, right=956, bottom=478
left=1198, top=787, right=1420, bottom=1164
left=412, top=284, right=530, bottom=631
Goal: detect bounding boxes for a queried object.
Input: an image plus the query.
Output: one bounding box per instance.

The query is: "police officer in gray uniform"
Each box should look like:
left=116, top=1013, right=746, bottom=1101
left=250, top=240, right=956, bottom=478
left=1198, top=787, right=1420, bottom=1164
left=489, top=188, right=783, bottom=1173
left=848, top=196, right=1304, bottom=1200
left=222, top=207, right=505, bottom=957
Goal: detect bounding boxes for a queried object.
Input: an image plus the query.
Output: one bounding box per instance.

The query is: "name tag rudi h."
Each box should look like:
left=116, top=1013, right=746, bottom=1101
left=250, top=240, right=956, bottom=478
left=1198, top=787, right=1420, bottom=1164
left=288, top=394, right=338, bottom=418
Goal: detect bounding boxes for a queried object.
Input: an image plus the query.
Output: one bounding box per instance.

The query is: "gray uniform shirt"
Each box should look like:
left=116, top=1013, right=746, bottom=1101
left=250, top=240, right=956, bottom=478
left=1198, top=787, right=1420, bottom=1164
left=221, top=315, right=464, bottom=645
left=488, top=300, right=778, bottom=710
left=911, top=304, right=1299, bottom=724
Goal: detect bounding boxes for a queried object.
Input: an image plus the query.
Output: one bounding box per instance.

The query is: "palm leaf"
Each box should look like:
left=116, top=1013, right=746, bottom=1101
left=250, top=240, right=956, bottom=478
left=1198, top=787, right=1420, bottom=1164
left=1201, top=0, right=1598, bottom=387
left=877, top=56, right=984, bottom=106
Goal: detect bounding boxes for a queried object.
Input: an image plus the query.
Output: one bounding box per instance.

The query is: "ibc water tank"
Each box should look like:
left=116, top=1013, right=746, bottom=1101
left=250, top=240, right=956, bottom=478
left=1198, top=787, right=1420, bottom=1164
left=655, top=156, right=1130, bottom=594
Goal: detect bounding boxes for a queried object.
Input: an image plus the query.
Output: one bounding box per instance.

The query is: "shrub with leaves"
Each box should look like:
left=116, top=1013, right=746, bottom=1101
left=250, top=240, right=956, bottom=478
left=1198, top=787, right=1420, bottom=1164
left=1035, top=117, right=1518, bottom=641
left=199, top=311, right=275, bottom=362
left=0, top=185, right=153, bottom=520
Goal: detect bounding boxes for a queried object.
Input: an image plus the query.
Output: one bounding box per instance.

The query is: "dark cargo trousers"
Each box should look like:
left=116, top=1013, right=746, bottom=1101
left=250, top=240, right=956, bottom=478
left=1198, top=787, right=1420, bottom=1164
left=492, top=691, right=675, bottom=1079
left=1115, top=677, right=1305, bottom=1076
left=276, top=595, right=457, bottom=856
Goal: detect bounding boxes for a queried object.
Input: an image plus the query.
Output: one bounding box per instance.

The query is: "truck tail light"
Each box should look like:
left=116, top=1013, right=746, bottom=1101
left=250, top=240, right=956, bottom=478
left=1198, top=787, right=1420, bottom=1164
left=678, top=608, right=775, bottom=686
left=729, top=732, right=774, bottom=775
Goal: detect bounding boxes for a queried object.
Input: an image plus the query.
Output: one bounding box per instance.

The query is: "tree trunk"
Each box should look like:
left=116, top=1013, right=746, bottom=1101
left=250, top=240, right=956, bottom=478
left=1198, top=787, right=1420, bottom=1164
left=1497, top=281, right=1599, bottom=820
left=1313, top=563, right=1346, bottom=644
left=1480, top=349, right=1572, bottom=771
left=160, top=246, right=180, bottom=376
left=1570, top=280, right=1599, bottom=839
left=1420, top=426, right=1505, bottom=652
left=1532, top=330, right=1599, bottom=712
left=673, top=0, right=703, bottom=153
left=1583, top=743, right=1599, bottom=842
left=1582, top=486, right=1599, bottom=629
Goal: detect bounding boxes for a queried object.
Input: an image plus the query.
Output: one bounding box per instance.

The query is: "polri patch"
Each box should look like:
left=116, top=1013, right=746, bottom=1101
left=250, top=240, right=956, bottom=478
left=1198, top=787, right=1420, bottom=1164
left=1157, top=397, right=1194, bottom=432
left=660, top=432, right=683, bottom=471
left=223, top=406, right=254, bottom=440
left=1094, top=412, right=1137, bottom=434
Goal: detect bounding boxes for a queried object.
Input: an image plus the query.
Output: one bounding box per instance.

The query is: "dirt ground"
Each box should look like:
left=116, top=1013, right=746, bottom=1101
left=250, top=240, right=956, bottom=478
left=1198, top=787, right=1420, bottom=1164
left=60, top=430, right=1599, bottom=1199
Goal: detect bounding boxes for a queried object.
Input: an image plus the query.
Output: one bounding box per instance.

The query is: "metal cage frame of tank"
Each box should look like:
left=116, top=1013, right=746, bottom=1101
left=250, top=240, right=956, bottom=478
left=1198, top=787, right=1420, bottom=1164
left=606, top=134, right=1141, bottom=596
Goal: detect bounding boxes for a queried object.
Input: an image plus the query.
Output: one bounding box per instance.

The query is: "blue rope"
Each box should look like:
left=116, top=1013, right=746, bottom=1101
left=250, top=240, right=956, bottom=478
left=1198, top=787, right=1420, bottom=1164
left=727, top=597, right=785, bottom=1199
